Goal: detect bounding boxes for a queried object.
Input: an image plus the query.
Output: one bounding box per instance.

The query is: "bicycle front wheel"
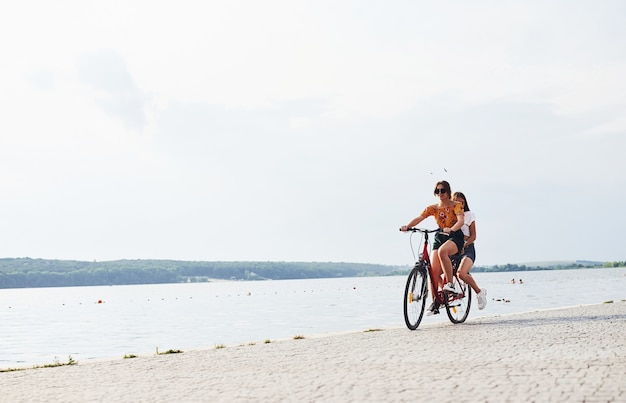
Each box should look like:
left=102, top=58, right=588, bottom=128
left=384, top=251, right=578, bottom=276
left=444, top=276, right=472, bottom=324
left=403, top=265, right=428, bottom=330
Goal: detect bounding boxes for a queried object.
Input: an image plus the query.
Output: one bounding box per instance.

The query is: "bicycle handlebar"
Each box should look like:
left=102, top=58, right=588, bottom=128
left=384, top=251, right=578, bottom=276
left=399, top=227, right=442, bottom=233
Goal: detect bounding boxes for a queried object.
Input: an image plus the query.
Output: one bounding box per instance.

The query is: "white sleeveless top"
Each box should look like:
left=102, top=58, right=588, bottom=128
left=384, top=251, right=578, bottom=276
left=461, top=211, right=475, bottom=237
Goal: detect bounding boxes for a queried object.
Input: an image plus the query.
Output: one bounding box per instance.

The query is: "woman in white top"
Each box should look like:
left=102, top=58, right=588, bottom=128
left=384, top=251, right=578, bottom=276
left=452, top=192, right=487, bottom=310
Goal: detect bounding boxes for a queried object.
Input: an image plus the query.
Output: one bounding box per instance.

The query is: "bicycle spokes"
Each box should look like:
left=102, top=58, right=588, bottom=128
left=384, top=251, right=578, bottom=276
left=403, top=267, right=428, bottom=330
left=444, top=279, right=471, bottom=324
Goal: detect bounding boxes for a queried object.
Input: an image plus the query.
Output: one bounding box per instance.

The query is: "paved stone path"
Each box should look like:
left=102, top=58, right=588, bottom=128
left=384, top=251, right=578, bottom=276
left=1, top=301, right=625, bottom=402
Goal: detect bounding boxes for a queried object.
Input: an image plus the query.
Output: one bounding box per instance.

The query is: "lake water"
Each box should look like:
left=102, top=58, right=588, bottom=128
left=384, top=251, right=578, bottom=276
left=1, top=267, right=625, bottom=368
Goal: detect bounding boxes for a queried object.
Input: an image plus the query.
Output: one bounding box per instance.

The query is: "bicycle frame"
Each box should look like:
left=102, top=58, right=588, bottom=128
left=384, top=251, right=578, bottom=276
left=416, top=229, right=450, bottom=306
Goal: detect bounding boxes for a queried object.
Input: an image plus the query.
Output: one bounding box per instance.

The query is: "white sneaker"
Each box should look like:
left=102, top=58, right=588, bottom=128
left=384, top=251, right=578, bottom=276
left=477, top=288, right=487, bottom=310
left=426, top=301, right=440, bottom=316
left=443, top=282, right=460, bottom=294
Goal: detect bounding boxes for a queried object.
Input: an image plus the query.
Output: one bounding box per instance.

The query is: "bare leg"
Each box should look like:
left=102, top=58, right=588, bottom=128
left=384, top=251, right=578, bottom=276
left=458, top=256, right=481, bottom=294
left=437, top=240, right=458, bottom=285
left=430, top=254, right=444, bottom=300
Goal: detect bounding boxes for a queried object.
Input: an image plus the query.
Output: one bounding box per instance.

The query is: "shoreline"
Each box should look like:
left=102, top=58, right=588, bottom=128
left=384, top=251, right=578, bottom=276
left=1, top=301, right=625, bottom=402
left=2, top=299, right=624, bottom=372
left=2, top=301, right=616, bottom=372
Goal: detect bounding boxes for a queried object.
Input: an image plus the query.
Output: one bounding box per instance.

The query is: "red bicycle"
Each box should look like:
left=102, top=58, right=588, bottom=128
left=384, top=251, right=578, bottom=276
left=401, top=227, right=472, bottom=330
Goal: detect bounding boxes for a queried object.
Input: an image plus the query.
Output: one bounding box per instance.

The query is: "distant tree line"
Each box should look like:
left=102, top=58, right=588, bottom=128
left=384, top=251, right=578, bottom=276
left=0, top=258, right=622, bottom=289
left=0, top=258, right=403, bottom=289
left=603, top=261, right=626, bottom=268
left=391, top=260, right=615, bottom=274
left=472, top=261, right=609, bottom=272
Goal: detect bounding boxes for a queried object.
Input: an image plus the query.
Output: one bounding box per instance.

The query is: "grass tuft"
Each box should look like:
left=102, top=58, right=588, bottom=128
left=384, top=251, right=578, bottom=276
left=0, top=355, right=77, bottom=373
left=156, top=348, right=183, bottom=355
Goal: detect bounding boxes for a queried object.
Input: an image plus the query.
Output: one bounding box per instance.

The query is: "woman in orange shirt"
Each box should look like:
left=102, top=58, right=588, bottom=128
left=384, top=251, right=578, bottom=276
left=400, top=180, right=464, bottom=315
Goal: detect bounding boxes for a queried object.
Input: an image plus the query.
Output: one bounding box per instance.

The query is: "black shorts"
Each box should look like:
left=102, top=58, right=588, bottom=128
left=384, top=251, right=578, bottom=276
left=433, top=230, right=464, bottom=253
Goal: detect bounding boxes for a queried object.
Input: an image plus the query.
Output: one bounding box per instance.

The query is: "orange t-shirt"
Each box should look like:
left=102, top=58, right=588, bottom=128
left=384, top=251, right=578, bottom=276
left=421, top=203, right=463, bottom=229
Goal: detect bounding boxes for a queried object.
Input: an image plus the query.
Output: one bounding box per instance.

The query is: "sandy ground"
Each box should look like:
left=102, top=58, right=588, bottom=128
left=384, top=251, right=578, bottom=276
left=1, top=301, right=625, bottom=402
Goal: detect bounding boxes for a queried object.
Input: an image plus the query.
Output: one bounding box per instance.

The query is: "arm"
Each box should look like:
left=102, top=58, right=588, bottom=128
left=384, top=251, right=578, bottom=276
left=400, top=215, right=426, bottom=231
left=444, top=211, right=464, bottom=234
left=464, top=221, right=476, bottom=247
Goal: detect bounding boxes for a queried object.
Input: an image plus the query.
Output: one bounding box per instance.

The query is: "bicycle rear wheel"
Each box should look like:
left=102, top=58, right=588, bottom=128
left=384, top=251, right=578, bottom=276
left=403, top=264, right=428, bottom=330
left=444, top=276, right=472, bottom=324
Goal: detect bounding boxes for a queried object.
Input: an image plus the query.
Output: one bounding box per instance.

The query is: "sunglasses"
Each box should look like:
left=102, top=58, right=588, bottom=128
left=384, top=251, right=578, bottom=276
left=434, top=188, right=447, bottom=195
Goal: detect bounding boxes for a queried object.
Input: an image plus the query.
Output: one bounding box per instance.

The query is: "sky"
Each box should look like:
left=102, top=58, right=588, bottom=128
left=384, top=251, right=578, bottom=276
left=1, top=1, right=625, bottom=267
